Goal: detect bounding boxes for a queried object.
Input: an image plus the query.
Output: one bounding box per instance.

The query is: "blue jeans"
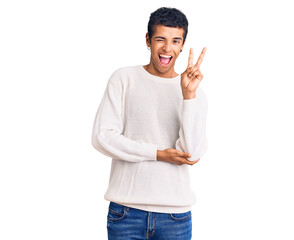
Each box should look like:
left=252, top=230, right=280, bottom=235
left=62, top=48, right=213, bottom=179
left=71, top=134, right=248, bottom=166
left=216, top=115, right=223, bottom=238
left=107, top=201, right=192, bottom=240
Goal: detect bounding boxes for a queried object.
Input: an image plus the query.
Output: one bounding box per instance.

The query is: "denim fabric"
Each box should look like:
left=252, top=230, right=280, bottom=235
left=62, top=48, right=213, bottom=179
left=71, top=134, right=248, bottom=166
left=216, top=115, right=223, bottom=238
left=107, top=201, right=192, bottom=240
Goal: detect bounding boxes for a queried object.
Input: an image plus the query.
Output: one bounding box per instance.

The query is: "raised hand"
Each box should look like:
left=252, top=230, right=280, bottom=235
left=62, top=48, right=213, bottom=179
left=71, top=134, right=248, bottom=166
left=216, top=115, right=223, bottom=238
left=181, top=47, right=207, bottom=99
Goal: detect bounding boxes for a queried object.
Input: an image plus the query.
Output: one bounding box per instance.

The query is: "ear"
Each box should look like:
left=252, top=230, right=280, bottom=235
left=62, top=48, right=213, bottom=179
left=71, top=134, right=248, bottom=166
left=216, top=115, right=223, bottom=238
left=180, top=41, right=185, bottom=52
left=145, top=33, right=151, bottom=48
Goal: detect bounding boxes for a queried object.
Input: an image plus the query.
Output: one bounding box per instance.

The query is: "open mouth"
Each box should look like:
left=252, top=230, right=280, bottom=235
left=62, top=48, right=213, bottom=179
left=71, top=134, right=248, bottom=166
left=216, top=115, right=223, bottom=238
left=158, top=54, right=173, bottom=66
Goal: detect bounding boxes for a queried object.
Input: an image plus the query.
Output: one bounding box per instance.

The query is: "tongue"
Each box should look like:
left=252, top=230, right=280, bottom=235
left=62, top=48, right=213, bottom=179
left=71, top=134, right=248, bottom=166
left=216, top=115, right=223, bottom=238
left=160, top=57, right=170, bottom=65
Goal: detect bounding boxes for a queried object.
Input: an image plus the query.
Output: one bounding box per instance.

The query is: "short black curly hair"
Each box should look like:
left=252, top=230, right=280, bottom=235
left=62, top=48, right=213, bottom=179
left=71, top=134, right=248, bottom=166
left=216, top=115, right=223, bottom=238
left=147, top=7, right=189, bottom=44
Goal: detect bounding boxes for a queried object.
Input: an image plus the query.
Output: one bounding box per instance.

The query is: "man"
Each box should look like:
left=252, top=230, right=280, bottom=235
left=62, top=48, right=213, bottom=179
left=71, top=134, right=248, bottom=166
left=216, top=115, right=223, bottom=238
left=91, top=7, right=208, bottom=240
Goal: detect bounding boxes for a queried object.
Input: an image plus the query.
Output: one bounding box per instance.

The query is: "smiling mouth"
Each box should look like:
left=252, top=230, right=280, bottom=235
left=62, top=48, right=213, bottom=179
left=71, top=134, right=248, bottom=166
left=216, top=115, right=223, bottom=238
left=158, top=54, right=173, bottom=66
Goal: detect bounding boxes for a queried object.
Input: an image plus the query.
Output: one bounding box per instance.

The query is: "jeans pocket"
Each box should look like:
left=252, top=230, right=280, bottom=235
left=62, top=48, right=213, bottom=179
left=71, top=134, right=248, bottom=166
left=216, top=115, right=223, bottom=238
left=107, top=202, right=127, bottom=222
left=169, top=210, right=192, bottom=221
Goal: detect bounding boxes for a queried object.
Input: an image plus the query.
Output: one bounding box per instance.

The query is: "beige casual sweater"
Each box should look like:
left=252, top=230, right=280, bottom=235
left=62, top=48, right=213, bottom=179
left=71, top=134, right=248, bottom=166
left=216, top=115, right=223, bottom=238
left=91, top=65, right=208, bottom=213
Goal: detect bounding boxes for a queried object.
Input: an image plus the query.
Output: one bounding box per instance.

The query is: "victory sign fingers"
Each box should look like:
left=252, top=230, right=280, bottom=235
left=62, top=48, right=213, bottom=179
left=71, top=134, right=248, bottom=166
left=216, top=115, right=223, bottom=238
left=181, top=47, right=207, bottom=96
left=187, top=48, right=194, bottom=68
left=195, top=47, right=207, bottom=67
left=187, top=47, right=207, bottom=78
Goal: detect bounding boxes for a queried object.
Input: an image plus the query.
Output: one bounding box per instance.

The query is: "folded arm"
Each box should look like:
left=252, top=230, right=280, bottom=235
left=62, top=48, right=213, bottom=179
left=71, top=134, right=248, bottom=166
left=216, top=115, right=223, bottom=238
left=91, top=69, right=158, bottom=163
left=175, top=88, right=208, bottom=161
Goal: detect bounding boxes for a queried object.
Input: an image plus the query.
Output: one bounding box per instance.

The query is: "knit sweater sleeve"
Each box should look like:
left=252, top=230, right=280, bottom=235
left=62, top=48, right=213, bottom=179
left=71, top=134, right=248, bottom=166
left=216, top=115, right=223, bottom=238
left=175, top=88, right=208, bottom=161
left=91, top=69, right=158, bottom=163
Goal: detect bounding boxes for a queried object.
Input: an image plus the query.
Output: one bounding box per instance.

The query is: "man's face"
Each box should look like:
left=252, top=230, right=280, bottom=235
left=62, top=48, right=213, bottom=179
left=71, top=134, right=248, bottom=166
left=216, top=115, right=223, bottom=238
left=146, top=25, right=185, bottom=77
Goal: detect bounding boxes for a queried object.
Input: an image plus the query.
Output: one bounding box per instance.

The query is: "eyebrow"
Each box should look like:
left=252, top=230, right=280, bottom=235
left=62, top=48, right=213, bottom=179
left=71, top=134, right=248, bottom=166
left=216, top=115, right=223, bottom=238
left=154, top=36, right=183, bottom=41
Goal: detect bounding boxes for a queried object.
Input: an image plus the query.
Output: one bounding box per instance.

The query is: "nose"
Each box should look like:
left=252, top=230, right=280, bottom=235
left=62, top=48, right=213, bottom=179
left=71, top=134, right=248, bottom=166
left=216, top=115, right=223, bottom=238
left=162, top=41, right=172, bottom=52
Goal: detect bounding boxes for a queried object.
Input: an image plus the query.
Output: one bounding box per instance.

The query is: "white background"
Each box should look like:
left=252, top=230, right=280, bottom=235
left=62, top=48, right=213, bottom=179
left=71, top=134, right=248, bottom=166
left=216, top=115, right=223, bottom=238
left=1, top=0, right=293, bottom=239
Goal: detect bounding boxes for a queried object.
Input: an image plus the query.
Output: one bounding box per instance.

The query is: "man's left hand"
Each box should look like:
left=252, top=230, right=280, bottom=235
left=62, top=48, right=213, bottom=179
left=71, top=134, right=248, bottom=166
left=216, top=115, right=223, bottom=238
left=181, top=47, right=207, bottom=99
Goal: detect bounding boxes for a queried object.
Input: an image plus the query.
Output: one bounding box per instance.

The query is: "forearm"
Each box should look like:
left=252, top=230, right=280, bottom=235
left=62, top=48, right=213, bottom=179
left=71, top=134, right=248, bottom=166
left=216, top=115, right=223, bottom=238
left=175, top=88, right=208, bottom=161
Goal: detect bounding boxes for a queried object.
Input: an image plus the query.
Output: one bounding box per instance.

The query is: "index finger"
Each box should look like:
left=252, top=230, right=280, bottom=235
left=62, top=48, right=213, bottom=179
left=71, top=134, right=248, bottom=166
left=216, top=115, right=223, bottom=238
left=186, top=158, right=200, bottom=165
left=187, top=48, right=194, bottom=68
left=195, top=47, right=207, bottom=67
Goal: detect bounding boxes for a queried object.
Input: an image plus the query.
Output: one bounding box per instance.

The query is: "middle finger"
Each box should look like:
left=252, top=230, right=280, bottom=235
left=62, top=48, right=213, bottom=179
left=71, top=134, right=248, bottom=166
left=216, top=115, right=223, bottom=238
left=195, top=47, right=207, bottom=67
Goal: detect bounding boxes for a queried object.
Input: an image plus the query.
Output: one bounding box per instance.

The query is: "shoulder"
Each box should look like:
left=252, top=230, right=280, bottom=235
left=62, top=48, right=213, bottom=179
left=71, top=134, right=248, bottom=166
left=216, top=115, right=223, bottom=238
left=109, top=65, right=140, bottom=79
left=106, top=65, right=139, bottom=89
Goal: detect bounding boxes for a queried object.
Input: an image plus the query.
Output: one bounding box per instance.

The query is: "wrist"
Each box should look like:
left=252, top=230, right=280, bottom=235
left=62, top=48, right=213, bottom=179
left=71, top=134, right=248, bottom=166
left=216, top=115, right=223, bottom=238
left=156, top=150, right=164, bottom=161
left=182, top=89, right=196, bottom=99
left=182, top=92, right=196, bottom=99
left=156, top=150, right=160, bottom=160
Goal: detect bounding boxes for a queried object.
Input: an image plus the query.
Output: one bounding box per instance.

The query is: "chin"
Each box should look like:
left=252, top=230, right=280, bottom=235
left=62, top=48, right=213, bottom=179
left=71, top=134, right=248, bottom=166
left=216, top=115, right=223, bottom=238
left=156, top=66, right=171, bottom=75
left=159, top=63, right=174, bottom=72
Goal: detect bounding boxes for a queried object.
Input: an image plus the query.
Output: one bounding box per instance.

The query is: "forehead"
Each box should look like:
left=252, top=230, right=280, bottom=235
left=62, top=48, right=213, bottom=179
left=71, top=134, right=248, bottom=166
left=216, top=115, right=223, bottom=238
left=153, top=25, right=185, bottom=38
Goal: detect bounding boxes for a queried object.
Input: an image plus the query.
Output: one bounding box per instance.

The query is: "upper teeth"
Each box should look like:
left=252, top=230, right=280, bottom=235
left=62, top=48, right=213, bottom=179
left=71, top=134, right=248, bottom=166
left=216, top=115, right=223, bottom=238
left=159, top=54, right=172, bottom=58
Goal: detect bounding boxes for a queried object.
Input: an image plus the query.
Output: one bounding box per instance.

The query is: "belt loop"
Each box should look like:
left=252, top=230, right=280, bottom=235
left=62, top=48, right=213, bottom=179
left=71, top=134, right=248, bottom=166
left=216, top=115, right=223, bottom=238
left=125, top=206, right=130, bottom=212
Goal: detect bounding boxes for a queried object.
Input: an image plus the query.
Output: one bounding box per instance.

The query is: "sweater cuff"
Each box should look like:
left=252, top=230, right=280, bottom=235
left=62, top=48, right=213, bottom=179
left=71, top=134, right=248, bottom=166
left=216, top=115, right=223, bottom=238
left=148, top=143, right=158, bottom=161
left=182, top=97, right=202, bottom=113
